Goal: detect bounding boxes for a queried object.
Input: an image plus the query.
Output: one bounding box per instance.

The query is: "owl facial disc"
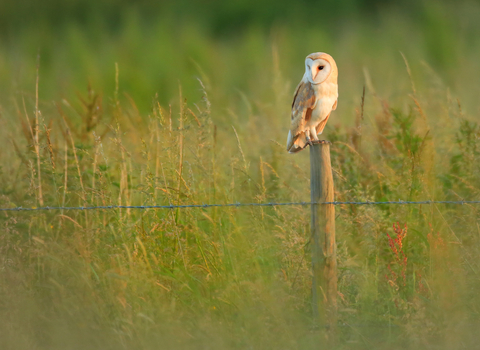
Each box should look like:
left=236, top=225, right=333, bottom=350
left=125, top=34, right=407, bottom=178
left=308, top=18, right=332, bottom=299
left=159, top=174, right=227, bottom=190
left=305, top=58, right=331, bottom=85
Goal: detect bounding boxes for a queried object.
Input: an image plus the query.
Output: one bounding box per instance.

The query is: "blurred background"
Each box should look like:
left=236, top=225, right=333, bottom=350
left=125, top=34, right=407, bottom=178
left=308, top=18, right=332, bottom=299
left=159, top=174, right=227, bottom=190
left=1, top=0, right=479, bottom=116
left=2, top=1, right=480, bottom=349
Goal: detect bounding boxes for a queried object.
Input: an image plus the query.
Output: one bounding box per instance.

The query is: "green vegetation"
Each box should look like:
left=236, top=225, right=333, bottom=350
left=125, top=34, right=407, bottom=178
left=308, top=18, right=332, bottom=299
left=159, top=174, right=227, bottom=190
left=1, top=0, right=480, bottom=348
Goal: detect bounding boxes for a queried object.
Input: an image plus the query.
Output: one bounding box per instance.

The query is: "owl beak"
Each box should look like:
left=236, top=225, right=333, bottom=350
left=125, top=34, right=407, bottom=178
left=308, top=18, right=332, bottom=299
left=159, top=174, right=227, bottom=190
left=305, top=61, right=316, bottom=84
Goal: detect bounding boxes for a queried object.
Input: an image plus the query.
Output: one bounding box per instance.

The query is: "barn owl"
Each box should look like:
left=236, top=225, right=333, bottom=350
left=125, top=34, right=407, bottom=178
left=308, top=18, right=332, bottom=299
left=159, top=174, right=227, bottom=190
left=286, top=52, right=338, bottom=153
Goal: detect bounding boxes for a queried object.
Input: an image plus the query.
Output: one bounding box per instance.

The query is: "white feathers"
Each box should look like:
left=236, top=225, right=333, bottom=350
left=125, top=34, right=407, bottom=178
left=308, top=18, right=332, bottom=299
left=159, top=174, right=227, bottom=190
left=286, top=52, right=338, bottom=154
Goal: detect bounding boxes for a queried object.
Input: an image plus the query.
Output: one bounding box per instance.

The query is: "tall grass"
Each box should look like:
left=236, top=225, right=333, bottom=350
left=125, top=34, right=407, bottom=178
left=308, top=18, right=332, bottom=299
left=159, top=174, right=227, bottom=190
left=1, top=2, right=480, bottom=349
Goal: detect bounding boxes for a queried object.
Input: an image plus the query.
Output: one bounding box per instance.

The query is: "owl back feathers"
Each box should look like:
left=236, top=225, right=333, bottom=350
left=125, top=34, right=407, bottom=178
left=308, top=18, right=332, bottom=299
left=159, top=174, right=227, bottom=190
left=286, top=79, right=316, bottom=153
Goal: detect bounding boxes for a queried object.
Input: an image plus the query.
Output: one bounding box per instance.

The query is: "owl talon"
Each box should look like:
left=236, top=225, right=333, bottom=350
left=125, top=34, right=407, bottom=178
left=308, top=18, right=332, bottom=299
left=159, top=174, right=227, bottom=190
left=305, top=135, right=314, bottom=148
left=311, top=140, right=330, bottom=145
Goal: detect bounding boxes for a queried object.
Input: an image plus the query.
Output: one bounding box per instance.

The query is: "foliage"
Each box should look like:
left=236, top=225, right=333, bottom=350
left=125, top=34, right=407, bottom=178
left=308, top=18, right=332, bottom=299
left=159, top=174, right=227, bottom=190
left=1, top=1, right=480, bottom=349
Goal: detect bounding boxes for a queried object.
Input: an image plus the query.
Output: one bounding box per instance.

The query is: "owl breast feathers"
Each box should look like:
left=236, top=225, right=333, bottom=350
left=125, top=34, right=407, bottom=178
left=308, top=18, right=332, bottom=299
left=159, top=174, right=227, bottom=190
left=286, top=52, right=338, bottom=153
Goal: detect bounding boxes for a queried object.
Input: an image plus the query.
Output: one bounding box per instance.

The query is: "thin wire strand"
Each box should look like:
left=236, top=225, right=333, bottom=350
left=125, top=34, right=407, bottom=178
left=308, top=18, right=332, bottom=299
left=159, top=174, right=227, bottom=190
left=0, top=200, right=479, bottom=212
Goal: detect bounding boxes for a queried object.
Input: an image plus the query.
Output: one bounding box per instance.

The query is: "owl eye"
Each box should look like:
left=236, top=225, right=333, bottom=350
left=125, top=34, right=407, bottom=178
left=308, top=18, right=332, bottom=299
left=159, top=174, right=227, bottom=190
left=318, top=66, right=324, bottom=70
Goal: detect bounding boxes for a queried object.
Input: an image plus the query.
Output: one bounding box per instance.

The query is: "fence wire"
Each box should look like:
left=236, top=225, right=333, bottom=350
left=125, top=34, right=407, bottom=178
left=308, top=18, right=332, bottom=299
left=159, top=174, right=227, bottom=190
left=1, top=200, right=479, bottom=212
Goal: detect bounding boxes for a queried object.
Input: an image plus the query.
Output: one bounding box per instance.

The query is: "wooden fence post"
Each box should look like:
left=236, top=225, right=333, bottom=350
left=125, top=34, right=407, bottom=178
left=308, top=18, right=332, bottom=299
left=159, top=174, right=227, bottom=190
left=310, top=141, right=337, bottom=326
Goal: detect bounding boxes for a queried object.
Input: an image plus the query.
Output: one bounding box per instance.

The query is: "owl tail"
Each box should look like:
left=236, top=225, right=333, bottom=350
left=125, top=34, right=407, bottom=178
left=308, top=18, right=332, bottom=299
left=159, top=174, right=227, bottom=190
left=286, top=130, right=307, bottom=153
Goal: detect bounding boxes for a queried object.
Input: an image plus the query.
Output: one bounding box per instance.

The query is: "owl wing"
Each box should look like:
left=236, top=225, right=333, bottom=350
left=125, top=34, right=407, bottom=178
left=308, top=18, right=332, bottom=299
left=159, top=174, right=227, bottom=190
left=286, top=79, right=317, bottom=152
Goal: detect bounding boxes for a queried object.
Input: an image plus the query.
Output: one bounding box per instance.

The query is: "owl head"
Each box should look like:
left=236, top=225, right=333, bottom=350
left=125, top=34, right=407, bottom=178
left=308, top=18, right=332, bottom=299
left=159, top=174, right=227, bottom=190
left=304, top=52, right=338, bottom=85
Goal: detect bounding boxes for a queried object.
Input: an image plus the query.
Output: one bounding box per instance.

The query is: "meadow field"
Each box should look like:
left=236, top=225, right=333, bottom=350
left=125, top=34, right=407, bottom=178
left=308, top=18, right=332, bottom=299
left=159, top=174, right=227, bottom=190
left=1, top=0, right=480, bottom=349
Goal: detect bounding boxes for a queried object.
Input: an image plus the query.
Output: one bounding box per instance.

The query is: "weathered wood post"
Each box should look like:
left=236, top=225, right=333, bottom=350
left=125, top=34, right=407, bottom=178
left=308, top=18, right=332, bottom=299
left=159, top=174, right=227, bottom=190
left=310, top=141, right=337, bottom=326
